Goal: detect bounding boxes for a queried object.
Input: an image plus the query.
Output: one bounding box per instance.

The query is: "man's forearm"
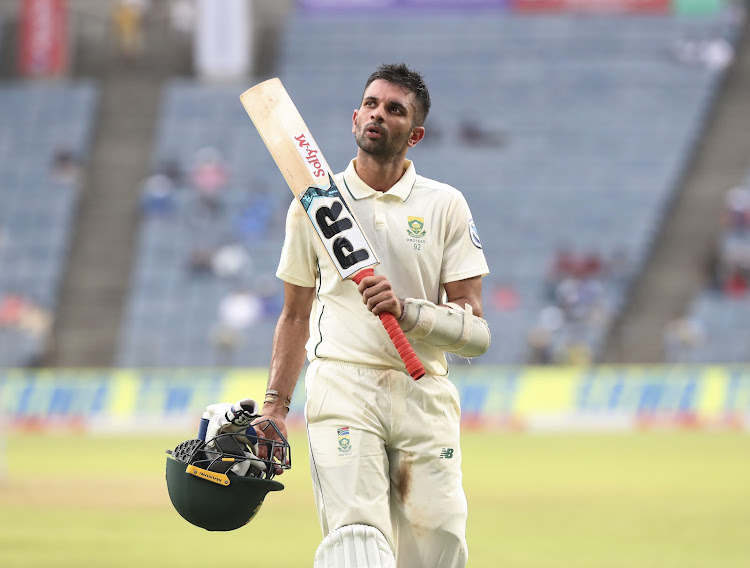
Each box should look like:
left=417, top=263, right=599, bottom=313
left=262, top=311, right=310, bottom=417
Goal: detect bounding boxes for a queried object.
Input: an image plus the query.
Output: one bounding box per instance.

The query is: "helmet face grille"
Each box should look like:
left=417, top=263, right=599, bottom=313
left=171, top=438, right=205, bottom=463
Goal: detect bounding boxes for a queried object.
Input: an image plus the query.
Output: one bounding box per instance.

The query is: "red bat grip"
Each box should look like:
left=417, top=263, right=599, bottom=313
left=352, top=268, right=425, bottom=380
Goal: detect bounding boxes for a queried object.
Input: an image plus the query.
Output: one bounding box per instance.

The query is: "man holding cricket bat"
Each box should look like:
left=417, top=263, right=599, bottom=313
left=257, top=63, right=489, bottom=568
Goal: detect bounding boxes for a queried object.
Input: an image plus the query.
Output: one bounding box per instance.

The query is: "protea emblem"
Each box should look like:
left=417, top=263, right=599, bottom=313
left=406, top=216, right=426, bottom=238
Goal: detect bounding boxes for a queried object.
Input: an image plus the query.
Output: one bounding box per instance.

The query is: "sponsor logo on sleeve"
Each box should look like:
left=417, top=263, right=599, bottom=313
left=468, top=219, right=482, bottom=249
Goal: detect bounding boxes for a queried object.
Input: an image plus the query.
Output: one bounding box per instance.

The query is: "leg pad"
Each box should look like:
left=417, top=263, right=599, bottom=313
left=314, top=524, right=395, bottom=568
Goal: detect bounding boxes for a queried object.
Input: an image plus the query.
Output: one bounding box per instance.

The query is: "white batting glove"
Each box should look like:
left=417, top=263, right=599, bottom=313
left=204, top=398, right=260, bottom=443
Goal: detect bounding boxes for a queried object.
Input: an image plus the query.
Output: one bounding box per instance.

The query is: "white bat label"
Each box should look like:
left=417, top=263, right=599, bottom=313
left=299, top=176, right=378, bottom=280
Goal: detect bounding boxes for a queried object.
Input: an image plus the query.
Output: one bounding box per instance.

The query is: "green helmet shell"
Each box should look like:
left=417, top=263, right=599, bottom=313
left=165, top=420, right=291, bottom=531
left=165, top=456, right=284, bottom=531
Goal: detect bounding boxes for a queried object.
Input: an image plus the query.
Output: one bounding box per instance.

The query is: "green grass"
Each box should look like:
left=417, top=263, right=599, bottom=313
left=0, top=430, right=748, bottom=567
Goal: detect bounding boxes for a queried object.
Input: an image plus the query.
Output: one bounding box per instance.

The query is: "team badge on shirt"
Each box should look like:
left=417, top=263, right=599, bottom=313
left=469, top=219, right=482, bottom=249
left=406, top=216, right=427, bottom=251
left=406, top=216, right=427, bottom=238
left=337, top=426, right=352, bottom=454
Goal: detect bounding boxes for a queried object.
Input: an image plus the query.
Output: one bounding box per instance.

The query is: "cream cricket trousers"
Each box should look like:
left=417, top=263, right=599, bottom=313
left=304, top=358, right=468, bottom=568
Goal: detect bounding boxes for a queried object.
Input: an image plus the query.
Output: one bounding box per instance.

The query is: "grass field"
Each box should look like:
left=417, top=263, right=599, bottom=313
left=0, top=429, right=748, bottom=567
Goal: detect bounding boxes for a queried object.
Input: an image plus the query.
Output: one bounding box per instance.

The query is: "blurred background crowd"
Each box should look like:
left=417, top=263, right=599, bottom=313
left=1, top=0, right=749, bottom=369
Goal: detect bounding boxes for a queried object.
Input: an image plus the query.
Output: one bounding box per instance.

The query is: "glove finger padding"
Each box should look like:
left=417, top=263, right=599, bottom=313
left=204, top=398, right=260, bottom=445
left=225, top=398, right=259, bottom=428
left=398, top=299, right=491, bottom=358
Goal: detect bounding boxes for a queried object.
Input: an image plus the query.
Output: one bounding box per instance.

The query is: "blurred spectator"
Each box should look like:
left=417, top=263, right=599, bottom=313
left=0, top=293, right=52, bottom=340
left=722, top=185, right=750, bottom=234
left=235, top=181, right=277, bottom=242
left=50, top=144, right=83, bottom=185
left=255, top=273, right=283, bottom=319
left=721, top=233, right=750, bottom=268
left=604, top=246, right=631, bottom=284
left=489, top=281, right=520, bottom=312
left=419, top=118, right=443, bottom=145
left=705, top=185, right=750, bottom=299
left=211, top=241, right=251, bottom=281
left=186, top=245, right=214, bottom=276
left=113, top=0, right=148, bottom=61
left=663, top=316, right=705, bottom=363
left=0, top=293, right=25, bottom=327
left=140, top=174, right=175, bottom=217
left=527, top=304, right=565, bottom=364
left=212, top=287, right=263, bottom=362
left=546, top=245, right=577, bottom=298
left=722, top=263, right=749, bottom=298
left=169, top=0, right=195, bottom=36
left=526, top=325, right=553, bottom=365
left=190, top=146, right=230, bottom=217
left=561, top=340, right=593, bottom=366
left=702, top=38, right=735, bottom=70
left=534, top=244, right=619, bottom=364
left=458, top=115, right=506, bottom=147
left=19, top=303, right=52, bottom=340
left=669, top=35, right=734, bottom=71
left=552, top=245, right=577, bottom=276
left=154, top=157, right=184, bottom=187
left=579, top=251, right=603, bottom=279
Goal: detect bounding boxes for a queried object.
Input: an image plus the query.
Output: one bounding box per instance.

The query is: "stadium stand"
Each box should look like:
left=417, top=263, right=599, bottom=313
left=116, top=81, right=288, bottom=366
left=681, top=162, right=750, bottom=362
left=117, top=11, right=741, bottom=366
left=0, top=81, right=98, bottom=366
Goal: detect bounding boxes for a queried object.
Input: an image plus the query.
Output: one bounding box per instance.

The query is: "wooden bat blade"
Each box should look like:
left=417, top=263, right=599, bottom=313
left=240, top=78, right=331, bottom=197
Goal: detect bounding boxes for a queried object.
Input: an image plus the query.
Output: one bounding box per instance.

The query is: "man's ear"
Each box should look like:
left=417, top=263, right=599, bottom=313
left=352, top=109, right=358, bottom=134
left=407, top=126, right=426, bottom=148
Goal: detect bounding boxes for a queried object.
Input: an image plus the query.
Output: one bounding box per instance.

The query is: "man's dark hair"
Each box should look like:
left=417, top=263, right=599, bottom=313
left=363, top=63, right=431, bottom=126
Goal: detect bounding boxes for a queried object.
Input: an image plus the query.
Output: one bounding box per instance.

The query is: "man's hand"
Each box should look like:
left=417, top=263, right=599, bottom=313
left=252, top=411, right=289, bottom=475
left=357, top=273, right=403, bottom=319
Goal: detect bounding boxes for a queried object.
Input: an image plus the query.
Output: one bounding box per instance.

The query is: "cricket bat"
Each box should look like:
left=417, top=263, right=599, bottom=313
left=240, top=78, right=425, bottom=380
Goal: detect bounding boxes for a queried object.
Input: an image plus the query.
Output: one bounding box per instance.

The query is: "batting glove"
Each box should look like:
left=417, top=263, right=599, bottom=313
left=204, top=398, right=260, bottom=443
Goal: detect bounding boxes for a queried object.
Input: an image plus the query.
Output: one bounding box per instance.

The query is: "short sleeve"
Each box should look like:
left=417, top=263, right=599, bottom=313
left=275, top=199, right=318, bottom=287
left=440, top=192, right=489, bottom=284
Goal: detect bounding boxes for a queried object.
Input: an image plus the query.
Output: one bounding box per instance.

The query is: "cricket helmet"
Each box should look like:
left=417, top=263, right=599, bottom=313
left=165, top=418, right=291, bottom=531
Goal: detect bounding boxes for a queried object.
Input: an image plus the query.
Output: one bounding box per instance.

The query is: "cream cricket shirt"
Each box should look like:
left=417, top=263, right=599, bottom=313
left=276, top=159, right=489, bottom=376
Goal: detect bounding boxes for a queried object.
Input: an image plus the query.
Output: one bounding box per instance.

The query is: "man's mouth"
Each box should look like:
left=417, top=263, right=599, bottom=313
left=366, top=123, right=383, bottom=138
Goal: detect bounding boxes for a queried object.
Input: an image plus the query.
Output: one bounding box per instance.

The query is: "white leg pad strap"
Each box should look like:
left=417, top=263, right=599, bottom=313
left=314, top=525, right=395, bottom=568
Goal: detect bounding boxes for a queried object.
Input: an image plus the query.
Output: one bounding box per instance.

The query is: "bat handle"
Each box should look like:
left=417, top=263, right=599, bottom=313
left=352, top=268, right=425, bottom=380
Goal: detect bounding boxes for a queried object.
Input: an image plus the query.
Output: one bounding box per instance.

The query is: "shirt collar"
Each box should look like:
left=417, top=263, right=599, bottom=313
left=341, top=159, right=416, bottom=202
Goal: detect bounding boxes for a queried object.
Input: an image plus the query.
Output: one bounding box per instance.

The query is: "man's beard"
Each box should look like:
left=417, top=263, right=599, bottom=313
left=354, top=123, right=409, bottom=158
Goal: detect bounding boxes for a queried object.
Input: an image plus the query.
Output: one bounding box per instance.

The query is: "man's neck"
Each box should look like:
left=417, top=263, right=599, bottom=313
left=354, top=153, right=407, bottom=193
